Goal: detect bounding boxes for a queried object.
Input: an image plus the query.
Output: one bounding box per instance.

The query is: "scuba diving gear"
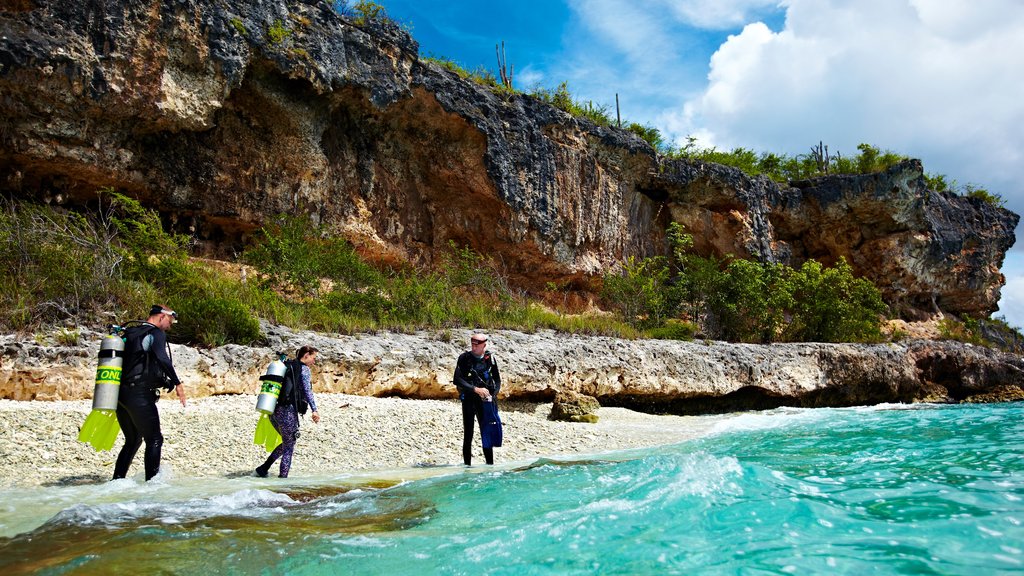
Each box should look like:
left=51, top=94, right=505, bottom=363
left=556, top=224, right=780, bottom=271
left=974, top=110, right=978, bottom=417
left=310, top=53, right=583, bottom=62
left=481, top=399, right=503, bottom=449
left=254, top=357, right=287, bottom=452
left=121, top=323, right=173, bottom=391
left=256, top=359, right=287, bottom=414
left=78, top=328, right=128, bottom=451
left=276, top=360, right=309, bottom=415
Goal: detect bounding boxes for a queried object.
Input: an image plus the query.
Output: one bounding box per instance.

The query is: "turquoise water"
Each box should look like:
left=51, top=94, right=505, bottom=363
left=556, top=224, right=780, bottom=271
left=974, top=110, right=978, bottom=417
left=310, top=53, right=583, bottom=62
left=2, top=402, right=1022, bottom=575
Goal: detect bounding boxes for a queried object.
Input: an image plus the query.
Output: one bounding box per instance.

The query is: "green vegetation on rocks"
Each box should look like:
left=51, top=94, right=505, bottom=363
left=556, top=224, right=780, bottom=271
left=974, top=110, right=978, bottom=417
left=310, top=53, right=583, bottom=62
left=0, top=192, right=1014, bottom=349
left=602, top=223, right=888, bottom=343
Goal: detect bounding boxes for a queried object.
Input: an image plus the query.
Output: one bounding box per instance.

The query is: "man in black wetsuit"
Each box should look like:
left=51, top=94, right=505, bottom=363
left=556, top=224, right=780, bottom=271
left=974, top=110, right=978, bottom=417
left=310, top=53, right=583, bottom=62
left=453, top=333, right=502, bottom=465
left=113, top=304, right=186, bottom=481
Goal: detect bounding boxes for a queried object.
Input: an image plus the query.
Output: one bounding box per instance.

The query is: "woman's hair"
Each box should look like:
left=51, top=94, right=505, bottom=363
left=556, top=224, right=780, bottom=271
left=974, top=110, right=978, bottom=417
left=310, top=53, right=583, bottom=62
left=296, top=345, right=319, bottom=361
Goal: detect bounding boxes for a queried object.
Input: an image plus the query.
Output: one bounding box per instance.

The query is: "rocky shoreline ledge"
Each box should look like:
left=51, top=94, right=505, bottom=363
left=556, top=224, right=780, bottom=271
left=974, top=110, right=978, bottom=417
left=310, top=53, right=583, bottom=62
left=3, top=324, right=1023, bottom=487
left=0, top=394, right=724, bottom=488
left=3, top=323, right=1023, bottom=412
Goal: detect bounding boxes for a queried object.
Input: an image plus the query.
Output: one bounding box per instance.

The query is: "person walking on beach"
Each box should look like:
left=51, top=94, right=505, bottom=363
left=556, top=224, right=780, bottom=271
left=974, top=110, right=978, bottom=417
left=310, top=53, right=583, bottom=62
left=256, top=345, right=321, bottom=478
left=453, top=333, right=502, bottom=465
left=113, top=304, right=186, bottom=481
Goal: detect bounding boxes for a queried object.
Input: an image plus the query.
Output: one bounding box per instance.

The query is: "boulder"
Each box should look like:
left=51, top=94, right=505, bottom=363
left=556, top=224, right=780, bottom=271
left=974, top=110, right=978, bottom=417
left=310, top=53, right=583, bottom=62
left=550, top=390, right=600, bottom=423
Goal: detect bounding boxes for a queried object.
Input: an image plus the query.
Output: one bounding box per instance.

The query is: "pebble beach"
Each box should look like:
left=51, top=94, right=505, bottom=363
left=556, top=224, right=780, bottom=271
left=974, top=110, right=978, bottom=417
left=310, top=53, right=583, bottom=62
left=0, top=394, right=726, bottom=488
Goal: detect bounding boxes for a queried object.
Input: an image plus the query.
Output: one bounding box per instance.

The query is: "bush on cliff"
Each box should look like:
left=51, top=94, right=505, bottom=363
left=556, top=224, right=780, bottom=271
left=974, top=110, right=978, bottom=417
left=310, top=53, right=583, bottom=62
left=243, top=213, right=380, bottom=298
left=602, top=224, right=888, bottom=343
left=669, top=139, right=1003, bottom=206
left=0, top=194, right=262, bottom=346
left=241, top=213, right=637, bottom=337
left=0, top=192, right=188, bottom=331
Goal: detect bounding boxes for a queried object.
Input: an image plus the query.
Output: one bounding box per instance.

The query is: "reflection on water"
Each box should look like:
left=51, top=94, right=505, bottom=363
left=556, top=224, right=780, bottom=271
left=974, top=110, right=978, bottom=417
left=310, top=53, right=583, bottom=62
left=1, top=480, right=435, bottom=575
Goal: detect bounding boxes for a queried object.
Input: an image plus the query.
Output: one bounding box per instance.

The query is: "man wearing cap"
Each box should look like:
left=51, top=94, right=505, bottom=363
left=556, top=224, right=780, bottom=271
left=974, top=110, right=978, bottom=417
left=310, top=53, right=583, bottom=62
left=453, top=332, right=502, bottom=465
left=112, top=304, right=186, bottom=481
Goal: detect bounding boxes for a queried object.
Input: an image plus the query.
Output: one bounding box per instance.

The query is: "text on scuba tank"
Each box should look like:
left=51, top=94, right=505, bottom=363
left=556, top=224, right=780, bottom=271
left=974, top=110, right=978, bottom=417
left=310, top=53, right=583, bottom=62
left=95, top=366, right=122, bottom=386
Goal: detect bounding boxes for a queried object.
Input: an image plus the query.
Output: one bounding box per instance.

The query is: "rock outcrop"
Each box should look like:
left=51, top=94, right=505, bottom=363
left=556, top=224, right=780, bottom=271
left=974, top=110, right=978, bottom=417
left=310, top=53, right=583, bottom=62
left=550, top=390, right=601, bottom=423
left=0, top=0, right=1017, bottom=318
left=3, top=326, right=1022, bottom=414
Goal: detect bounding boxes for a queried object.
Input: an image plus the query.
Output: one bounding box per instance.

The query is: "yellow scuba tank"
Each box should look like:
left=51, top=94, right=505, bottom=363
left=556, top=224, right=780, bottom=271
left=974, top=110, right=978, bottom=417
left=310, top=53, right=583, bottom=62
left=78, top=327, right=126, bottom=451
left=253, top=358, right=286, bottom=452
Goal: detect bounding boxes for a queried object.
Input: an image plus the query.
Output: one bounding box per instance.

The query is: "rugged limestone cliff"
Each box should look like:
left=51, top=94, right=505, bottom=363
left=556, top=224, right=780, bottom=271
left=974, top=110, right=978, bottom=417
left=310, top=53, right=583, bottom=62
left=0, top=0, right=1017, bottom=318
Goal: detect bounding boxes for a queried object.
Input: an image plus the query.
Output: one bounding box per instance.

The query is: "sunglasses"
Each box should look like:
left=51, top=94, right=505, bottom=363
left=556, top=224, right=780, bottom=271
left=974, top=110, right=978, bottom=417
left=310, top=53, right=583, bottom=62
left=471, top=339, right=487, bottom=345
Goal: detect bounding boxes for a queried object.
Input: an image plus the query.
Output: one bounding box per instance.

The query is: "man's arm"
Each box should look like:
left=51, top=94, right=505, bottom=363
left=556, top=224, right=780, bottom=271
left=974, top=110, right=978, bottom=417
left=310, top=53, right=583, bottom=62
left=490, top=358, right=501, bottom=395
left=149, top=329, right=181, bottom=387
left=453, top=354, right=477, bottom=394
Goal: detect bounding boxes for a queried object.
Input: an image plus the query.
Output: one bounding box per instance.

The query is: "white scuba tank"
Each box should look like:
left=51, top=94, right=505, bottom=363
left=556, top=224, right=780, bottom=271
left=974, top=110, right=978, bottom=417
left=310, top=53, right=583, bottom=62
left=255, top=360, right=287, bottom=414
left=91, top=332, right=125, bottom=411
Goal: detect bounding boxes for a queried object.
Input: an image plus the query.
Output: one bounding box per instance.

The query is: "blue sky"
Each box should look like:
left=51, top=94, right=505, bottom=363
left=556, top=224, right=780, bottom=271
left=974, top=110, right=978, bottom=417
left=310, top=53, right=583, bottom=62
left=379, top=0, right=1024, bottom=327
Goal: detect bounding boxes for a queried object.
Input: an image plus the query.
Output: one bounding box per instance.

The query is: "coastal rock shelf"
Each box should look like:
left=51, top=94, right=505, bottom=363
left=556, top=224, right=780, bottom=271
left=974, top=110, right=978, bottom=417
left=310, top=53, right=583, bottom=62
left=2, top=326, right=1021, bottom=414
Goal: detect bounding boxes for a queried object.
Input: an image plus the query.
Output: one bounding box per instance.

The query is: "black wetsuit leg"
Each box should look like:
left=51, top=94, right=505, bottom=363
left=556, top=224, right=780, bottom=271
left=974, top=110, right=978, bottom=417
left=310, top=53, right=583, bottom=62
left=113, top=401, right=142, bottom=480
left=461, top=398, right=476, bottom=465
left=112, top=387, right=163, bottom=480
left=461, top=397, right=494, bottom=465
left=480, top=407, right=494, bottom=465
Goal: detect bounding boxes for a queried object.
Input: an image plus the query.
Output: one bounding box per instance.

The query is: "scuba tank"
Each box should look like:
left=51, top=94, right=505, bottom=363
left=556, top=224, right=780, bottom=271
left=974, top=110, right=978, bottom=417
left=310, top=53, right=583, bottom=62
left=253, top=357, right=287, bottom=452
left=92, top=333, right=125, bottom=410
left=78, top=326, right=128, bottom=451
left=255, top=359, right=287, bottom=414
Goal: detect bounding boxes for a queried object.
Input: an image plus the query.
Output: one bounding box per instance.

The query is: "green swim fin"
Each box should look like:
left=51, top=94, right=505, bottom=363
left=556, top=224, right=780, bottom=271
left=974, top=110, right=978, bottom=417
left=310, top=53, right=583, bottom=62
left=78, top=409, right=121, bottom=452
left=253, top=413, right=282, bottom=453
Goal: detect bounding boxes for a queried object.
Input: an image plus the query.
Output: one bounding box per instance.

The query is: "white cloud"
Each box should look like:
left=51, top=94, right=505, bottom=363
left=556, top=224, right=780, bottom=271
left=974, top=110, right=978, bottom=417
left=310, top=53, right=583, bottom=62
left=514, top=66, right=545, bottom=91
left=660, top=0, right=1024, bottom=324
left=566, top=0, right=680, bottom=69
left=658, top=0, right=781, bottom=29
left=672, top=0, right=1024, bottom=180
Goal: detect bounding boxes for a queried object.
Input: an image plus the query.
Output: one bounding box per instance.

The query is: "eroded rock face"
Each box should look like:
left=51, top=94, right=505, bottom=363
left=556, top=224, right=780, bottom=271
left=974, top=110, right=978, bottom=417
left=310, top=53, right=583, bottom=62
left=3, top=327, right=1022, bottom=415
left=0, top=0, right=1017, bottom=318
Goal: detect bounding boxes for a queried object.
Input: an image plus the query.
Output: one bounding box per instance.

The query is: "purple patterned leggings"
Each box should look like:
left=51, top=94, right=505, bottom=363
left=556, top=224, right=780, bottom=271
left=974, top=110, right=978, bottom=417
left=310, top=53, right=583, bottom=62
left=260, top=406, right=300, bottom=478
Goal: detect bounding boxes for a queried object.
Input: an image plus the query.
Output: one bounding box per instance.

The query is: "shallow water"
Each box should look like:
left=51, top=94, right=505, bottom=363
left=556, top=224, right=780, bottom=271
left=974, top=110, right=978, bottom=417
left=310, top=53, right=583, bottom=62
left=2, top=403, right=1022, bottom=575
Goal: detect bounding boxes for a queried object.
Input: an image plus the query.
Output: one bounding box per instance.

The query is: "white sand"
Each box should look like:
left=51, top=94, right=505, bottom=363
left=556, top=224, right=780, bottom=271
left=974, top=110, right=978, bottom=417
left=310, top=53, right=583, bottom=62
left=0, top=394, right=726, bottom=487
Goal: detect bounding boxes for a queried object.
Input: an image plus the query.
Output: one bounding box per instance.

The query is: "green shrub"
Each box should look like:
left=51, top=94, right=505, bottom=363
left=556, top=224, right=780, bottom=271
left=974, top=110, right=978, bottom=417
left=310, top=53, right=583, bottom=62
left=174, top=294, right=262, bottom=347
left=230, top=17, right=247, bottom=36
left=352, top=0, right=386, bottom=25
left=626, top=122, right=665, bottom=150
left=937, top=316, right=990, bottom=347
left=531, top=82, right=614, bottom=126
left=267, top=19, right=291, bottom=44
left=784, top=258, right=886, bottom=343
left=135, top=255, right=263, bottom=347
left=602, top=255, right=674, bottom=329
left=646, top=319, right=697, bottom=341
left=965, top=186, right=1005, bottom=208
left=244, top=214, right=379, bottom=297
left=711, top=259, right=793, bottom=343
left=56, top=327, right=81, bottom=346
left=0, top=197, right=126, bottom=328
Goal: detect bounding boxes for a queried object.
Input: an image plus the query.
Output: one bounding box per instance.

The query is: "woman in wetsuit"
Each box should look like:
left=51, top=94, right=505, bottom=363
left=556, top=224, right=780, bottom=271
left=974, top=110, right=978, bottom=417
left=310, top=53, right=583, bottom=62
left=256, top=346, right=321, bottom=478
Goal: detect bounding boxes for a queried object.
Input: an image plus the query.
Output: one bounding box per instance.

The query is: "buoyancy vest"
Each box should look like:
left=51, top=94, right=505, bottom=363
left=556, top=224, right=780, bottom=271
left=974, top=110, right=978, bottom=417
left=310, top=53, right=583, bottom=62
left=277, top=359, right=309, bottom=415
left=456, top=351, right=499, bottom=395
left=120, top=323, right=172, bottom=391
